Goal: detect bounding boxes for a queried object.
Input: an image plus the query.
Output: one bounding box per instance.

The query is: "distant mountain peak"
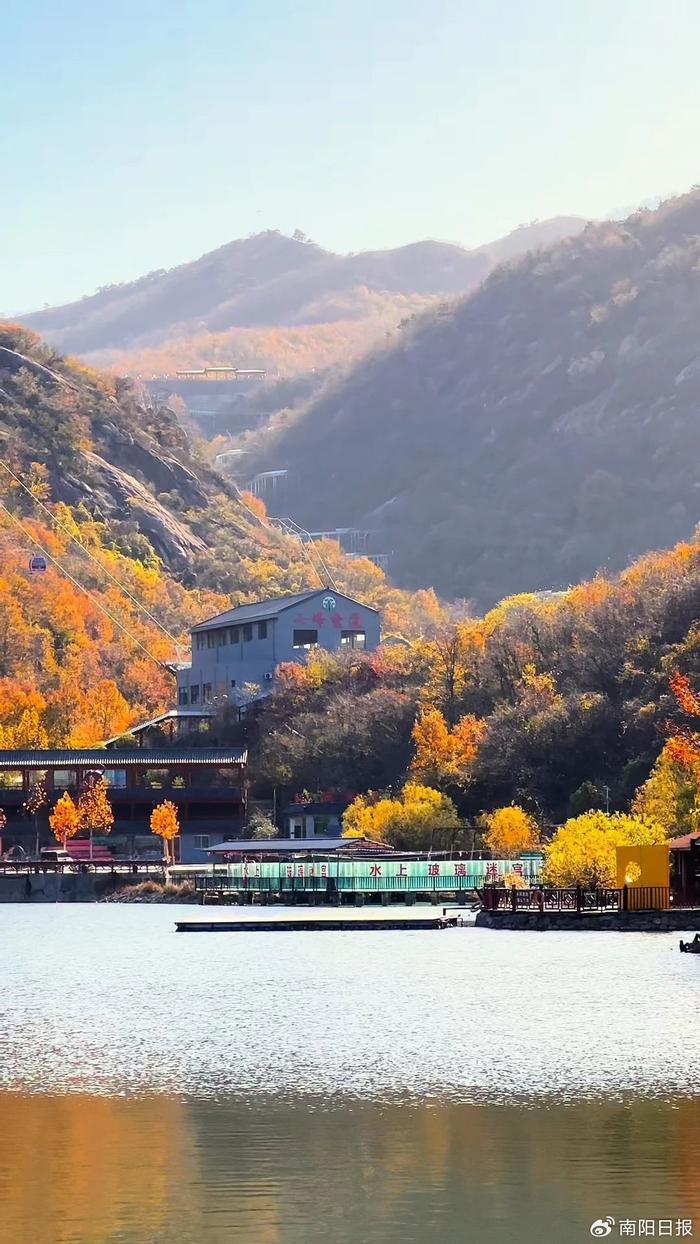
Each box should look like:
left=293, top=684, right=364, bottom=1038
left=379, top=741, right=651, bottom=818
left=21, top=217, right=589, bottom=361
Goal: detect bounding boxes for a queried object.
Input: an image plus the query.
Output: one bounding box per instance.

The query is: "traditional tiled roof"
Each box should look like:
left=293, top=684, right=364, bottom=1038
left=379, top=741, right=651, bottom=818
left=0, top=749, right=247, bottom=767
left=205, top=836, right=394, bottom=853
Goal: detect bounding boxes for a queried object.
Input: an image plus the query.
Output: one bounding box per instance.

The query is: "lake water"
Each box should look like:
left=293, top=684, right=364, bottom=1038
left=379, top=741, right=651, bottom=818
left=2, top=904, right=700, bottom=1243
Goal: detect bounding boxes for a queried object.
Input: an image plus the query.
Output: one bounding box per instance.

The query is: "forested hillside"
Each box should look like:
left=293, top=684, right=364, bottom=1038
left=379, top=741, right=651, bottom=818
left=22, top=219, right=586, bottom=371
left=85, top=301, right=434, bottom=382
left=249, top=534, right=700, bottom=827
left=249, top=191, right=700, bottom=606
left=0, top=324, right=443, bottom=744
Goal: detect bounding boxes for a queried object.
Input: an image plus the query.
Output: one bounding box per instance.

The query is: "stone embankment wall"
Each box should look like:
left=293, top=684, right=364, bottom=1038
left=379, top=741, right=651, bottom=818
left=0, top=873, right=131, bottom=902
left=475, top=910, right=700, bottom=932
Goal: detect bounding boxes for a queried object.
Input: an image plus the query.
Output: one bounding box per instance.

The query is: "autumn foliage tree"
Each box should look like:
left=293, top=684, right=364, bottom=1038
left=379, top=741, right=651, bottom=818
left=632, top=743, right=699, bottom=835
left=78, top=777, right=114, bottom=860
left=150, top=801, right=179, bottom=862
left=482, top=806, right=540, bottom=859
left=411, top=707, right=484, bottom=791
left=49, top=792, right=81, bottom=849
left=666, top=671, right=700, bottom=779
left=342, top=782, right=459, bottom=850
left=544, top=811, right=666, bottom=888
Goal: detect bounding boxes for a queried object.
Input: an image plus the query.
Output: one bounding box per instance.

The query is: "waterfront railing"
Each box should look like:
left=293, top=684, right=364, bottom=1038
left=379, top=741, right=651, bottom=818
left=479, top=885, right=677, bottom=912
left=0, top=859, right=165, bottom=877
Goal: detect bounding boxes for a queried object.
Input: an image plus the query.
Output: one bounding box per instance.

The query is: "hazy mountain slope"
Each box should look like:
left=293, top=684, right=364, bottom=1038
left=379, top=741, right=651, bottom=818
left=22, top=220, right=588, bottom=362
left=247, top=192, right=700, bottom=606
left=24, top=232, right=326, bottom=354
left=84, top=299, right=436, bottom=381
left=474, top=216, right=588, bottom=266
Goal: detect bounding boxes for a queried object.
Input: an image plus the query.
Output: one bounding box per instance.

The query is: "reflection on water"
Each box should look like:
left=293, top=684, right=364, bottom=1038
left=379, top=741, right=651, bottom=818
left=3, top=904, right=700, bottom=1242
left=1, top=1093, right=700, bottom=1244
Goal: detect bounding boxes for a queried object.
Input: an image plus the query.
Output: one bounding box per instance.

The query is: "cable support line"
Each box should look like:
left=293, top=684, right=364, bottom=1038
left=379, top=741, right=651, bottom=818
left=0, top=500, right=174, bottom=673
left=271, top=516, right=338, bottom=591
left=300, top=526, right=338, bottom=591
left=0, top=457, right=187, bottom=654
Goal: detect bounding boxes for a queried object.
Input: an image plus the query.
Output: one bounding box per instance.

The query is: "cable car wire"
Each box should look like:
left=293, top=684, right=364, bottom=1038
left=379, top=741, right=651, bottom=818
left=0, top=500, right=173, bottom=672
left=0, top=456, right=187, bottom=654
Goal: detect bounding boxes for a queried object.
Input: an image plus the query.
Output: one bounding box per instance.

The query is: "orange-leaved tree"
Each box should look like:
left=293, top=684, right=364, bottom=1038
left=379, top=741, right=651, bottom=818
left=49, top=791, right=81, bottom=849
left=666, top=671, right=700, bottom=778
left=482, top=806, right=540, bottom=859
left=411, top=707, right=484, bottom=790
left=78, top=776, right=114, bottom=861
left=150, top=800, right=179, bottom=863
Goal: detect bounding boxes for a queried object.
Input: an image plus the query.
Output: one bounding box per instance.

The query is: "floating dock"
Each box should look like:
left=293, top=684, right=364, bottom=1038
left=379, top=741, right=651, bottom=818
left=175, top=911, right=460, bottom=932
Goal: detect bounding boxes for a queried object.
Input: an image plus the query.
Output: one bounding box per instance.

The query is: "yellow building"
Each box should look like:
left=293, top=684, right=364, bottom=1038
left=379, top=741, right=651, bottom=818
left=615, top=844, right=670, bottom=910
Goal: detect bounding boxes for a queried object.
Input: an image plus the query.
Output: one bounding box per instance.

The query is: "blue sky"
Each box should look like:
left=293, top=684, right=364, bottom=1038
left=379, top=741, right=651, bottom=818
left=3, top=0, right=700, bottom=312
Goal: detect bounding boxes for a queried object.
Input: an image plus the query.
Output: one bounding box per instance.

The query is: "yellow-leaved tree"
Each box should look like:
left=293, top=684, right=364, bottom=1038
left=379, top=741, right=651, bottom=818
left=150, top=801, right=180, bottom=863
left=49, top=791, right=81, bottom=849
left=78, top=776, right=114, bottom=861
left=343, top=782, right=459, bottom=850
left=482, top=806, right=540, bottom=859
left=632, top=743, right=699, bottom=835
left=544, top=811, right=666, bottom=888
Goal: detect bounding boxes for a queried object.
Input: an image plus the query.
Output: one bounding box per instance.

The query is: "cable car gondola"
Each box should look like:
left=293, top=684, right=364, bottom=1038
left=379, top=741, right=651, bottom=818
left=28, top=554, right=47, bottom=575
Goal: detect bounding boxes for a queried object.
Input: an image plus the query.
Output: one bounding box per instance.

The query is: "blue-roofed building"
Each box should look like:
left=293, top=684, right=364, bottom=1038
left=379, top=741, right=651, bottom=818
left=176, top=588, right=380, bottom=707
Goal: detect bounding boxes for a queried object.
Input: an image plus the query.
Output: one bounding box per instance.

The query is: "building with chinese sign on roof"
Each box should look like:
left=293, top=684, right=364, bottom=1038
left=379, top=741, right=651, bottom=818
left=176, top=588, right=380, bottom=708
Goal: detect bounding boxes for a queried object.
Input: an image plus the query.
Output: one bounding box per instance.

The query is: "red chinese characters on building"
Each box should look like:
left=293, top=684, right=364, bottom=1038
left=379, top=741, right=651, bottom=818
left=454, top=862, right=466, bottom=877
left=369, top=864, right=382, bottom=877
left=348, top=612, right=362, bottom=629
left=428, top=864, right=440, bottom=877
left=331, top=612, right=344, bottom=629
left=486, top=862, right=499, bottom=878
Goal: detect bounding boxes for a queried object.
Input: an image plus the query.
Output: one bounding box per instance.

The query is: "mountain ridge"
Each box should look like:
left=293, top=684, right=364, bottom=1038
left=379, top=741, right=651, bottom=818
left=22, top=218, right=588, bottom=363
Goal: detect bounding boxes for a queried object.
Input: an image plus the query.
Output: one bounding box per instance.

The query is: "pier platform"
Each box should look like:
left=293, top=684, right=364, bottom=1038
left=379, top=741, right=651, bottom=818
left=175, top=909, right=460, bottom=932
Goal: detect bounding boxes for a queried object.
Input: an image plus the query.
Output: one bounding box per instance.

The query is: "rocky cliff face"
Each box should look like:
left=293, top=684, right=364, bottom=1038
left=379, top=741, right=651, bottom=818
left=76, top=454, right=208, bottom=567
left=0, top=324, right=264, bottom=582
